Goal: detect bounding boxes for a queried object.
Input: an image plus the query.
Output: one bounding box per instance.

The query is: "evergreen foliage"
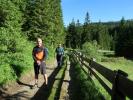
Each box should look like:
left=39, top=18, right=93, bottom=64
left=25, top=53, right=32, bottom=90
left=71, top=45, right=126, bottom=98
left=0, top=0, right=33, bottom=84
left=65, top=12, right=133, bottom=58
left=0, top=0, right=64, bottom=85
left=115, top=18, right=133, bottom=57
left=23, top=0, right=64, bottom=44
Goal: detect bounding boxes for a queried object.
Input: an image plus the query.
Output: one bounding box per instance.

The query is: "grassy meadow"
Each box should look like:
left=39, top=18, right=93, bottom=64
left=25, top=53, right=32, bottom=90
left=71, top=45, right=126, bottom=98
left=78, top=51, right=133, bottom=100
left=94, top=52, right=133, bottom=100
left=99, top=53, right=133, bottom=80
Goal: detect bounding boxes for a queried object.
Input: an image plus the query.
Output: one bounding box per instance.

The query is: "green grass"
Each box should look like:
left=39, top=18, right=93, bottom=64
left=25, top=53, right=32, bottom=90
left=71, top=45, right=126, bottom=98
left=70, top=50, right=133, bottom=100
left=99, top=57, right=133, bottom=80
left=0, top=41, right=34, bottom=85
left=93, top=78, right=111, bottom=100
left=70, top=55, right=104, bottom=100
left=75, top=51, right=133, bottom=100
left=96, top=55, right=133, bottom=100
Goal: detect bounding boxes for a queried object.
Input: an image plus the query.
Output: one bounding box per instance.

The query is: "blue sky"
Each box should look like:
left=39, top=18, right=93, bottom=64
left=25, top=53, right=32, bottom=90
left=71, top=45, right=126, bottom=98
left=61, top=0, right=133, bottom=26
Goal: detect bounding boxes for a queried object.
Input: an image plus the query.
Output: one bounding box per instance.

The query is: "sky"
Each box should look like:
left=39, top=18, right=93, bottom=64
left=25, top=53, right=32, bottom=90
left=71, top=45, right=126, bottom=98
left=61, top=0, right=133, bottom=26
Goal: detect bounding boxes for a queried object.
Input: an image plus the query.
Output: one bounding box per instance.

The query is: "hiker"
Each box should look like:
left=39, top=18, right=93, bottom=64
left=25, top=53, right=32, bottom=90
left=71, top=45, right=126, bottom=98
left=32, top=38, right=48, bottom=87
left=55, top=44, right=64, bottom=67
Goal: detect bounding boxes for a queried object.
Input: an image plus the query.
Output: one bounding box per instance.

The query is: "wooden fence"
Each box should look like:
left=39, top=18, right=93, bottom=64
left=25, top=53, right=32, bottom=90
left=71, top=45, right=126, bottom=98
left=72, top=50, right=133, bottom=100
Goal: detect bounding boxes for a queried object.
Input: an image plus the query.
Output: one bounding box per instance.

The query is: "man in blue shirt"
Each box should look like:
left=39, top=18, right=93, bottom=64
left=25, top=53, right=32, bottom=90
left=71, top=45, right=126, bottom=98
left=55, top=44, right=64, bottom=67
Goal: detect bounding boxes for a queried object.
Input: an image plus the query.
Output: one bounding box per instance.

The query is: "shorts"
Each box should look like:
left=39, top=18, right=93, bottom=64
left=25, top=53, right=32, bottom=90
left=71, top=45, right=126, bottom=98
left=34, top=61, right=46, bottom=75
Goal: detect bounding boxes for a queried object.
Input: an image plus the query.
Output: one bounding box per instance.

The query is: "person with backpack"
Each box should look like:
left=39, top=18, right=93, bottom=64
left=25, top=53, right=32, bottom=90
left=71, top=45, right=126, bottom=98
left=32, top=38, right=48, bottom=87
left=55, top=44, right=64, bottom=67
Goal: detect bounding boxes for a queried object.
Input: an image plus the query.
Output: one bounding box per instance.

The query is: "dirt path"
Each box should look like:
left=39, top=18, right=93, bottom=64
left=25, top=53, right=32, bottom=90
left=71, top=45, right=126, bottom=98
left=0, top=61, right=57, bottom=100
left=0, top=59, right=73, bottom=100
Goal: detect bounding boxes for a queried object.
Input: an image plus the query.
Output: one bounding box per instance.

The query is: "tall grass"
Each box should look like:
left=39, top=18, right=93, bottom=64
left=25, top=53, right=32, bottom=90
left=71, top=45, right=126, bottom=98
left=69, top=51, right=132, bottom=100
left=70, top=55, right=104, bottom=100
left=0, top=41, right=34, bottom=86
left=96, top=53, right=133, bottom=100
left=100, top=57, right=133, bottom=80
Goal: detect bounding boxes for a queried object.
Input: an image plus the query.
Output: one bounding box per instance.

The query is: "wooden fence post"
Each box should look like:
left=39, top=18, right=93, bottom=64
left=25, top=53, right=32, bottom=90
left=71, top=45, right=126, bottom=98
left=81, top=53, right=83, bottom=66
left=112, top=70, right=128, bottom=100
left=88, top=58, right=93, bottom=76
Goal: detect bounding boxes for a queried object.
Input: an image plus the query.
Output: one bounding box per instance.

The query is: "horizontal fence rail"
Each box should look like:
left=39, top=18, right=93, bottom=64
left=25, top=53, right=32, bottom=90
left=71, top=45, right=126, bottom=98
left=71, top=50, right=133, bottom=100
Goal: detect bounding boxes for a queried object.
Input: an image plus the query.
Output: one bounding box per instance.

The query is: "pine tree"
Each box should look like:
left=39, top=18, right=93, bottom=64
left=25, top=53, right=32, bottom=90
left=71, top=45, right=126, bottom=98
left=82, top=12, right=91, bottom=45
left=98, top=25, right=111, bottom=50
left=84, top=12, right=90, bottom=25
left=0, top=0, right=33, bottom=82
left=23, top=0, right=64, bottom=45
left=75, top=19, right=82, bottom=48
left=24, top=0, right=52, bottom=40
left=52, top=0, right=64, bottom=45
left=115, top=17, right=133, bottom=57
left=65, top=19, right=76, bottom=48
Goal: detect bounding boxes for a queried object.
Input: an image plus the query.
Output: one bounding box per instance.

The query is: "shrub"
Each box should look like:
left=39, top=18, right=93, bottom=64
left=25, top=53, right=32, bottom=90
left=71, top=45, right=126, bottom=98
left=0, top=55, right=17, bottom=85
left=82, top=41, right=102, bottom=61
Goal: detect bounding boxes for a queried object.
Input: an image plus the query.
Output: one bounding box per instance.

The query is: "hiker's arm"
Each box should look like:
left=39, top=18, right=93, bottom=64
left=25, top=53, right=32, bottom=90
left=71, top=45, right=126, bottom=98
left=43, top=48, right=48, bottom=62
left=41, top=56, right=45, bottom=62
left=63, top=48, right=65, bottom=55
left=54, top=48, right=57, bottom=58
left=32, top=49, right=37, bottom=62
left=61, top=48, right=64, bottom=55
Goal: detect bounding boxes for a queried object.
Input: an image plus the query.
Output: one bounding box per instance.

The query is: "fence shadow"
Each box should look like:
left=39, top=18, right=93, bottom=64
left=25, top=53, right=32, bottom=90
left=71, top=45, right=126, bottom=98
left=67, top=60, right=77, bottom=100
left=0, top=90, right=30, bottom=100
left=17, top=80, right=33, bottom=89
left=53, top=63, right=67, bottom=100
left=31, top=66, right=61, bottom=100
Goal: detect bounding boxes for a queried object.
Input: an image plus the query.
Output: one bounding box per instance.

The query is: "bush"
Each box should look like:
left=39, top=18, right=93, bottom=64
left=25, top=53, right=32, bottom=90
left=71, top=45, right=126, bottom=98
left=0, top=64, right=16, bottom=85
left=82, top=41, right=102, bottom=61
left=0, top=55, right=16, bottom=85
left=0, top=28, right=33, bottom=84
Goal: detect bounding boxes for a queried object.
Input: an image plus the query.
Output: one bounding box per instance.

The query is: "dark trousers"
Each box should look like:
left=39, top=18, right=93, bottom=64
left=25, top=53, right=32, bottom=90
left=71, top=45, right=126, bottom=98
left=34, top=61, right=46, bottom=76
left=56, top=54, right=63, bottom=67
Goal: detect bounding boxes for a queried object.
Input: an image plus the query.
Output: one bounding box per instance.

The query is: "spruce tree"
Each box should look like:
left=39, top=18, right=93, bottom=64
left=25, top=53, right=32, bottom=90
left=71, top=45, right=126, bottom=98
left=84, top=12, right=90, bottom=25
left=24, top=0, right=51, bottom=40
left=23, top=0, right=64, bottom=45
left=66, top=19, right=76, bottom=48
left=0, top=0, right=33, bottom=83
left=97, top=25, right=111, bottom=50
left=75, top=19, right=82, bottom=48
left=52, top=0, right=64, bottom=45
left=82, top=12, right=91, bottom=44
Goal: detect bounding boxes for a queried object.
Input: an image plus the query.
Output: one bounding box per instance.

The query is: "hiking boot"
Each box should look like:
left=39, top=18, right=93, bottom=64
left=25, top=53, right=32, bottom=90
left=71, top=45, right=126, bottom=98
left=37, top=84, right=40, bottom=88
left=32, top=83, right=38, bottom=89
left=44, top=84, right=48, bottom=90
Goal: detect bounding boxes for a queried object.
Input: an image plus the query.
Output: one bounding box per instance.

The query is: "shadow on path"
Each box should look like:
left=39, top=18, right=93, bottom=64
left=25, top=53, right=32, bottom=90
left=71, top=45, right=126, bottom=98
left=17, top=80, right=33, bottom=89
left=0, top=90, right=30, bottom=100
left=31, top=66, right=61, bottom=100
left=67, top=59, right=77, bottom=100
